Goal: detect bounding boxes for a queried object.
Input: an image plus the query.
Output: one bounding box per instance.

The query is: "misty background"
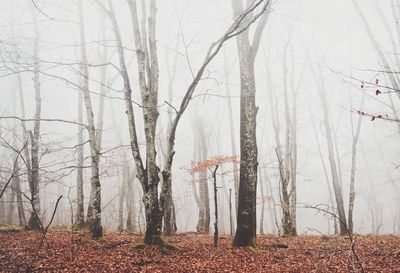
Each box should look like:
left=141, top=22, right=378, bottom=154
left=0, top=0, right=398, bottom=235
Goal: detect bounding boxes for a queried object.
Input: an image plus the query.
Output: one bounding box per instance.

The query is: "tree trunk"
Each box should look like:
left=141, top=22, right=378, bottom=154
left=6, top=182, right=16, bottom=225
left=118, top=165, right=126, bottom=232
left=315, top=74, right=348, bottom=235
left=348, top=96, right=364, bottom=234
left=258, top=168, right=265, bottom=235
left=213, top=166, right=219, bottom=247
left=224, top=54, right=240, bottom=220
left=27, top=8, right=41, bottom=230
left=232, top=31, right=258, bottom=247
left=74, top=89, right=85, bottom=229
left=79, top=0, right=102, bottom=239
left=126, top=168, right=136, bottom=232
left=229, top=188, right=233, bottom=236
left=161, top=170, right=176, bottom=235
left=232, top=0, right=270, bottom=247
left=14, top=166, right=26, bottom=226
left=195, top=119, right=210, bottom=234
left=125, top=0, right=163, bottom=245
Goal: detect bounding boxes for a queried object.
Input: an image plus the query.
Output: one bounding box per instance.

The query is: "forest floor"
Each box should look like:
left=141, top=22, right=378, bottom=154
left=0, top=228, right=399, bottom=272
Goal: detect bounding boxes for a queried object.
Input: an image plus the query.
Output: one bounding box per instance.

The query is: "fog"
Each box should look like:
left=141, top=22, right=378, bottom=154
left=0, top=0, right=399, bottom=238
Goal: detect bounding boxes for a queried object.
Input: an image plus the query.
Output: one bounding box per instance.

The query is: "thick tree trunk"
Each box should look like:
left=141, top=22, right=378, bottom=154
left=143, top=184, right=163, bottom=245
left=232, top=0, right=270, bottom=247
left=232, top=32, right=258, bottom=248
left=161, top=171, right=176, bottom=235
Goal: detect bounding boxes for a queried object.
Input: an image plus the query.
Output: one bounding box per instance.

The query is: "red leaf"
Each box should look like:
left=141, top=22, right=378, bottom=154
left=375, top=90, right=381, bottom=96
left=371, top=116, right=376, bottom=121
left=376, top=79, right=379, bottom=85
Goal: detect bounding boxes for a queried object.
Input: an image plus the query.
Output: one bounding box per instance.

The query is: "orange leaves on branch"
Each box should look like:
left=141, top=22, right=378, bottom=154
left=189, top=155, right=239, bottom=174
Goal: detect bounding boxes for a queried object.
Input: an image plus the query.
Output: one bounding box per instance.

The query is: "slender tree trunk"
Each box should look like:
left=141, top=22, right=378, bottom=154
left=348, top=96, right=364, bottom=234
left=74, top=90, right=85, bottom=229
left=259, top=168, right=265, bottom=235
left=79, top=0, right=102, bottom=239
left=310, top=113, right=338, bottom=234
left=14, top=166, right=26, bottom=226
left=6, top=181, right=16, bottom=225
left=118, top=165, right=126, bottom=232
left=315, top=74, right=348, bottom=235
left=195, top=119, right=210, bottom=233
left=160, top=31, right=179, bottom=236
left=224, top=55, right=240, bottom=219
left=126, top=168, right=135, bottom=232
left=213, top=165, right=219, bottom=247
left=229, top=188, right=233, bottom=236
left=27, top=8, right=41, bottom=230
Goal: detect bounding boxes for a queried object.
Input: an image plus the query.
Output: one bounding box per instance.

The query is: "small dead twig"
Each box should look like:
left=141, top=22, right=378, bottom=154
left=26, top=195, right=63, bottom=272
left=303, top=204, right=366, bottom=273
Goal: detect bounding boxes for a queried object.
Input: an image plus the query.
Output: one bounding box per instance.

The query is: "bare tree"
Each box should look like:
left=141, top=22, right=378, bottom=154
left=97, top=0, right=271, bottom=246
left=74, top=90, right=85, bottom=229
left=194, top=117, right=210, bottom=234
left=348, top=96, right=365, bottom=234
left=78, top=0, right=102, bottom=239
left=314, top=69, right=348, bottom=235
left=232, top=0, right=272, bottom=247
left=27, top=7, right=42, bottom=231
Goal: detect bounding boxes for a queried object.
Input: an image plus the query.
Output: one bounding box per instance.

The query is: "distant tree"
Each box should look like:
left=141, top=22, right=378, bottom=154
left=192, top=117, right=210, bottom=234
left=27, top=7, right=42, bottom=231
left=314, top=69, right=348, bottom=235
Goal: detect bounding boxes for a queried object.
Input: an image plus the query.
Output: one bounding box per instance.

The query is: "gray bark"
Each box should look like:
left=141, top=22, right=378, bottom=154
left=194, top=118, right=210, bottom=234
left=79, top=0, right=102, bottom=239
left=348, top=96, right=364, bottom=234
left=27, top=8, right=41, bottom=230
left=74, top=90, right=85, bottom=229
left=232, top=0, right=270, bottom=247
